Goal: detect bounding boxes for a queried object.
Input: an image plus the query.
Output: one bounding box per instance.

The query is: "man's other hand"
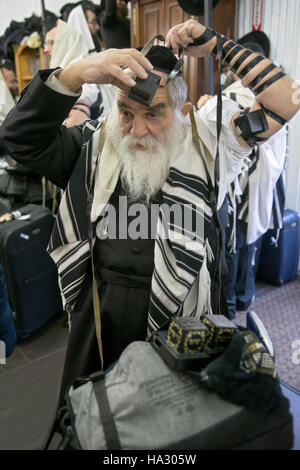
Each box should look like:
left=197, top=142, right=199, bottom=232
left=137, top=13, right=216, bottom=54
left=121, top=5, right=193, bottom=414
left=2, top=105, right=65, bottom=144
left=57, top=48, right=154, bottom=93
left=166, top=19, right=215, bottom=57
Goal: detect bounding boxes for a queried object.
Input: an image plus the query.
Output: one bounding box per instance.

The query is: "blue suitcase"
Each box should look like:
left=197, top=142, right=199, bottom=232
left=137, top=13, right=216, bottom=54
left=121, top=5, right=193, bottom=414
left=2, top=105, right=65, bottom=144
left=0, top=204, right=63, bottom=338
left=257, top=208, right=300, bottom=286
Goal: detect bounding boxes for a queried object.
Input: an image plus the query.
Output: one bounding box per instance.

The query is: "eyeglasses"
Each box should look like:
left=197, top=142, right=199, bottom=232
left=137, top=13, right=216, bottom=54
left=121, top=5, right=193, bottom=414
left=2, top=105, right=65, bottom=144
left=87, top=20, right=99, bottom=26
left=44, top=40, right=54, bottom=48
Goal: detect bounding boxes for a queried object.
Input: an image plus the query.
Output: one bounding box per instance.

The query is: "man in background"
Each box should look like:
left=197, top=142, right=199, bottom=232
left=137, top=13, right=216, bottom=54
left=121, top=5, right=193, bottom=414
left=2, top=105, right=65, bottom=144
left=0, top=58, right=18, bottom=126
left=60, top=1, right=103, bottom=52
left=98, top=0, right=130, bottom=49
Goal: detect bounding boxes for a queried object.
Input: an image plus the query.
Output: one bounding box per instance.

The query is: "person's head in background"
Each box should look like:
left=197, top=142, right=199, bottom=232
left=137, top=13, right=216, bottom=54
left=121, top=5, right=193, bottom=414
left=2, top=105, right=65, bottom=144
left=43, top=12, right=59, bottom=57
left=116, top=0, right=129, bottom=19
left=0, top=59, right=18, bottom=99
left=81, top=1, right=100, bottom=36
left=44, top=26, right=57, bottom=56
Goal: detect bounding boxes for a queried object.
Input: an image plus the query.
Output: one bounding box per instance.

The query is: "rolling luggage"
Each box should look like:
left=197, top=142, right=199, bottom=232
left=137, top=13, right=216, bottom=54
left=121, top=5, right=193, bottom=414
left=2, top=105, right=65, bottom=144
left=0, top=263, right=16, bottom=356
left=0, top=204, right=63, bottom=338
left=257, top=208, right=300, bottom=286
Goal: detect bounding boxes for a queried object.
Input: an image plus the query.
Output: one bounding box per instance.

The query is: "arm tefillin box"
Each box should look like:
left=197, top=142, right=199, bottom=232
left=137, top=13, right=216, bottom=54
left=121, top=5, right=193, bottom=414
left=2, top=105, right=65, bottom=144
left=167, top=318, right=209, bottom=354
left=151, top=315, right=238, bottom=371
left=200, top=315, right=237, bottom=351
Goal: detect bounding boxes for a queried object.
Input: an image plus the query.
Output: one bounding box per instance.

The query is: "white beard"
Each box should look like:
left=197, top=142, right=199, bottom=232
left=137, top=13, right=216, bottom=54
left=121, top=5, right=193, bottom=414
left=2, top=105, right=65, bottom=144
left=105, top=105, right=187, bottom=205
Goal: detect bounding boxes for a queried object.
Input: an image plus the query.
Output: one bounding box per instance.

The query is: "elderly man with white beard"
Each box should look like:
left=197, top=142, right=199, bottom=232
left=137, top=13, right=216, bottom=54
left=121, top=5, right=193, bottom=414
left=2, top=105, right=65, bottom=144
left=0, top=19, right=299, bottom=410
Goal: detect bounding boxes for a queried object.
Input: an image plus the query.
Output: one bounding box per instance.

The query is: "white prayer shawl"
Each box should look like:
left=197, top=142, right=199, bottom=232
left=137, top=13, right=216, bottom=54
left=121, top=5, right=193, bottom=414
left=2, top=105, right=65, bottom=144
left=67, top=5, right=96, bottom=54
left=48, top=98, right=251, bottom=336
left=50, top=19, right=88, bottom=69
left=0, top=69, right=16, bottom=125
left=67, top=6, right=115, bottom=115
left=222, top=81, right=287, bottom=244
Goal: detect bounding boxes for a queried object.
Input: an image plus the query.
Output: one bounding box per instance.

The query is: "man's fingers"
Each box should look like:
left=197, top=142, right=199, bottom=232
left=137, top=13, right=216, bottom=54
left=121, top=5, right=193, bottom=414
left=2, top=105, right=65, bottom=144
left=110, top=65, right=136, bottom=88
left=177, top=27, right=194, bottom=46
left=167, top=32, right=182, bottom=53
left=122, top=55, right=149, bottom=80
left=130, top=49, right=153, bottom=72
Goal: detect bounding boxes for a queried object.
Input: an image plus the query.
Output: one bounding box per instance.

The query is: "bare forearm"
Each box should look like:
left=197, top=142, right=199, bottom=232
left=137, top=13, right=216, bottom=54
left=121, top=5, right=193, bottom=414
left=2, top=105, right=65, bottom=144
left=55, top=49, right=153, bottom=95
left=166, top=20, right=300, bottom=143
left=212, top=36, right=299, bottom=122
left=57, top=63, right=84, bottom=93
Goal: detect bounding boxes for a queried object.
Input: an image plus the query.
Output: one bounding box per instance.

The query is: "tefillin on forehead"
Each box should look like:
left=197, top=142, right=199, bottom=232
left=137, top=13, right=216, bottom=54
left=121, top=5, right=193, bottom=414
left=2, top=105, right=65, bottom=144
left=128, top=35, right=184, bottom=107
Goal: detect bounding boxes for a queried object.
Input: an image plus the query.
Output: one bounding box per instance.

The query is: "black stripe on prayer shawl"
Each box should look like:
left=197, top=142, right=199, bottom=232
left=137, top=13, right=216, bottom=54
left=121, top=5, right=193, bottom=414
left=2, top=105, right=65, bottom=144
left=58, top=249, right=90, bottom=276
left=150, top=291, right=178, bottom=319
left=238, top=185, right=249, bottom=222
left=54, top=211, right=69, bottom=245
left=55, top=240, right=89, bottom=267
left=65, top=186, right=81, bottom=240
left=167, top=168, right=211, bottom=204
left=153, top=270, right=181, bottom=308
left=176, top=260, right=199, bottom=276
left=148, top=292, right=177, bottom=330
left=235, top=149, right=259, bottom=222
left=82, top=120, right=101, bottom=193
left=248, top=151, right=259, bottom=177
left=162, top=192, right=212, bottom=226
left=156, top=236, right=192, bottom=289
left=158, top=210, right=205, bottom=268
left=172, top=242, right=204, bottom=272
left=272, top=174, right=285, bottom=229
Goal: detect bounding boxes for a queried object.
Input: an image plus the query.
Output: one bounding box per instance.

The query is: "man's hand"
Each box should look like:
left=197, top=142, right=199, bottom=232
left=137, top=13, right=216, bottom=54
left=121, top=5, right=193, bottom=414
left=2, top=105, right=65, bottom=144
left=58, top=48, right=154, bottom=93
left=166, top=19, right=215, bottom=57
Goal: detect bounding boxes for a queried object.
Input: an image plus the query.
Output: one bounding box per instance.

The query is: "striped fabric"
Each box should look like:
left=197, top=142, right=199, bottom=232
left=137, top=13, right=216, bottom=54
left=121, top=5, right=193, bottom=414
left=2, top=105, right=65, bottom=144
left=230, top=148, right=260, bottom=224
left=47, top=119, right=102, bottom=314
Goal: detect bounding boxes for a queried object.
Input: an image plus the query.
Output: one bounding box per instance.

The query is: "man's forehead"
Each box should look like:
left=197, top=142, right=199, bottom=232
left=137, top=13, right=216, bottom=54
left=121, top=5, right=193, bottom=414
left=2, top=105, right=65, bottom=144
left=2, top=68, right=14, bottom=79
left=86, top=9, right=96, bottom=20
left=46, top=27, right=57, bottom=39
left=116, top=84, right=169, bottom=110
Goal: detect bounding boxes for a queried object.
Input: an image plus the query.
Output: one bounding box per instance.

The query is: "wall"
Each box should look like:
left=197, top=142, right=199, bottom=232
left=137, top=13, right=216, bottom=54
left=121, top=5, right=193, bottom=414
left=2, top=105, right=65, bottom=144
left=0, top=0, right=101, bottom=35
left=236, top=0, right=300, bottom=216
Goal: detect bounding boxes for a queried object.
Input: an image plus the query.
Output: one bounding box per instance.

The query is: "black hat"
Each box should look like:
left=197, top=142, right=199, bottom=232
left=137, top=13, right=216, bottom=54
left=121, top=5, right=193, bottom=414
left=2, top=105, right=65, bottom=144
left=237, top=30, right=270, bottom=58
left=60, top=2, right=81, bottom=22
left=138, top=45, right=180, bottom=74
left=44, top=11, right=59, bottom=33
left=177, top=0, right=219, bottom=16
left=0, top=57, right=15, bottom=72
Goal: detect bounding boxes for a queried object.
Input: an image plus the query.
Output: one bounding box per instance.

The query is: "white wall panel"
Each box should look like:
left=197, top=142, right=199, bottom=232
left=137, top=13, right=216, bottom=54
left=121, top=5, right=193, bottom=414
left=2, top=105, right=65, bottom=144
left=0, top=0, right=101, bottom=35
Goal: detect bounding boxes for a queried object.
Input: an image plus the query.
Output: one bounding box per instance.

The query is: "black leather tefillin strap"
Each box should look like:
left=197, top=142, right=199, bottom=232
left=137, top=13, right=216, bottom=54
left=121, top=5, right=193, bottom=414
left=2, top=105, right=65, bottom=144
left=189, top=31, right=228, bottom=315
left=203, top=29, right=287, bottom=126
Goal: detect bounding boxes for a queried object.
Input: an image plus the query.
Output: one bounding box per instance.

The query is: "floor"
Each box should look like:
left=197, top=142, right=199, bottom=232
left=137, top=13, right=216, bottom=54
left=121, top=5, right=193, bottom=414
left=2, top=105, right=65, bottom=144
left=0, top=281, right=300, bottom=450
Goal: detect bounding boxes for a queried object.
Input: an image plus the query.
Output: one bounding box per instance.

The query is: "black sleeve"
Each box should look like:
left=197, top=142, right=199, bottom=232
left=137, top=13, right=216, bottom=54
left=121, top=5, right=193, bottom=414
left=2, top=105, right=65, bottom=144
left=100, top=0, right=118, bottom=27
left=0, top=69, right=84, bottom=189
